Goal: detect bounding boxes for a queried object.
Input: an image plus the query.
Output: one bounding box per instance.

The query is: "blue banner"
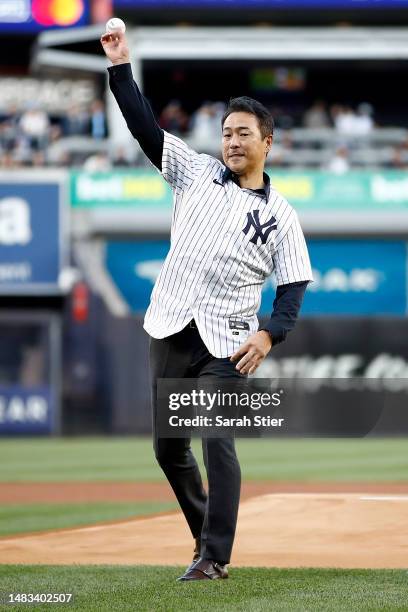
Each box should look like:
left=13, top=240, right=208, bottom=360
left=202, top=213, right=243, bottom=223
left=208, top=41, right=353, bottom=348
left=0, top=387, right=54, bottom=435
left=107, top=240, right=169, bottom=311
left=301, top=240, right=407, bottom=315
left=106, top=239, right=408, bottom=317
left=0, top=180, right=65, bottom=293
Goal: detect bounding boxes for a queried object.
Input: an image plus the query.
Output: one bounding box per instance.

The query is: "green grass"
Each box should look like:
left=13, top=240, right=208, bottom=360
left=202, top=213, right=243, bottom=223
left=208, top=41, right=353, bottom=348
left=0, top=502, right=177, bottom=537
left=0, top=566, right=407, bottom=611
left=0, top=437, right=406, bottom=538
left=0, top=437, right=407, bottom=482
left=0, top=440, right=406, bottom=609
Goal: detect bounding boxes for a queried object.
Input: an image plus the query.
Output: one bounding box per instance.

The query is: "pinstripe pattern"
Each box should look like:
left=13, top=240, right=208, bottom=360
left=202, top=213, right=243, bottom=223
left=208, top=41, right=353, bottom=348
left=143, top=131, right=313, bottom=358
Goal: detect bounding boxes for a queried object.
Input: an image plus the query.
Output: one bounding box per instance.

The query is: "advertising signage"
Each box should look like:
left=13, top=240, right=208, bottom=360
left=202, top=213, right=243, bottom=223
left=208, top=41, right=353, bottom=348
left=0, top=0, right=89, bottom=33
left=0, top=172, right=67, bottom=294
left=71, top=170, right=408, bottom=212
left=0, top=387, right=54, bottom=435
left=105, top=239, right=408, bottom=316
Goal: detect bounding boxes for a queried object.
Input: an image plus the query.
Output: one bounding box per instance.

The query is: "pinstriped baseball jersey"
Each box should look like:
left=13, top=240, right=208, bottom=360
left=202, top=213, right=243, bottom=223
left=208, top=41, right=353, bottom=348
left=143, top=130, right=313, bottom=358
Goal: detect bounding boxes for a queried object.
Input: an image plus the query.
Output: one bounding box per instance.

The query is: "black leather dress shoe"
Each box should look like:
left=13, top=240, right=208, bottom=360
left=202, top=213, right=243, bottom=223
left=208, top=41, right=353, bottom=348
left=177, top=557, right=229, bottom=581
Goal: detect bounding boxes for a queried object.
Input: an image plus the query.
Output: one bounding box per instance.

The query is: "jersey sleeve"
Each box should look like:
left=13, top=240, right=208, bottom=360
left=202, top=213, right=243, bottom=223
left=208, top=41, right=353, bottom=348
left=273, top=209, right=313, bottom=285
left=160, top=130, right=207, bottom=195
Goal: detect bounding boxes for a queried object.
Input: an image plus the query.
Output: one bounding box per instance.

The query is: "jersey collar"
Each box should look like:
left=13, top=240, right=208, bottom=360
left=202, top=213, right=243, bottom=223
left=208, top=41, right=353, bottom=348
left=221, top=166, right=271, bottom=200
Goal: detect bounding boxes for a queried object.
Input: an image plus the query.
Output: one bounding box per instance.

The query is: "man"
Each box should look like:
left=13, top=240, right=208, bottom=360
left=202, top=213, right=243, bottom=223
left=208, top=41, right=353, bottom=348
left=101, top=30, right=313, bottom=582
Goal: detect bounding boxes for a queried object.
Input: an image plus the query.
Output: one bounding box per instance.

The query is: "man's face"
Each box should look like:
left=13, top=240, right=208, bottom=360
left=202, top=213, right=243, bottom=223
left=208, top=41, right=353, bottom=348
left=222, top=112, right=272, bottom=176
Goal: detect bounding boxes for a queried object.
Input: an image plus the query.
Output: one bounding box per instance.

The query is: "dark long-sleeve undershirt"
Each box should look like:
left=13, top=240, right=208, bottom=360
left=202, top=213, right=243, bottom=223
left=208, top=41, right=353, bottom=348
left=108, top=62, right=164, bottom=169
left=108, top=62, right=309, bottom=346
left=258, top=281, right=309, bottom=346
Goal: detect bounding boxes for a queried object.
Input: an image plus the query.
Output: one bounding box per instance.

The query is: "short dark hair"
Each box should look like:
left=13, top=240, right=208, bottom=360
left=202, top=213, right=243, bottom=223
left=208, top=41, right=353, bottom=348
left=222, top=96, right=274, bottom=139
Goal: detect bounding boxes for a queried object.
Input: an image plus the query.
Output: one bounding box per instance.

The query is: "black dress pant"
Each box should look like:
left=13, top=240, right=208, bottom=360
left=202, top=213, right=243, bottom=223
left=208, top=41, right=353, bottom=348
left=149, top=320, right=246, bottom=565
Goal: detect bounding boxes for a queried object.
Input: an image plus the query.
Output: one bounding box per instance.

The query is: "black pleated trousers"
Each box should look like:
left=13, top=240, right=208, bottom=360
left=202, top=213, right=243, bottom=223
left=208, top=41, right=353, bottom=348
left=149, top=320, right=246, bottom=565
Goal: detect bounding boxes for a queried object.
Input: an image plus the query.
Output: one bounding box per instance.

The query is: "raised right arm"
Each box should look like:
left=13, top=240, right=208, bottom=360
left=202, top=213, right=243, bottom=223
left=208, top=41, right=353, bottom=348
left=101, top=31, right=164, bottom=170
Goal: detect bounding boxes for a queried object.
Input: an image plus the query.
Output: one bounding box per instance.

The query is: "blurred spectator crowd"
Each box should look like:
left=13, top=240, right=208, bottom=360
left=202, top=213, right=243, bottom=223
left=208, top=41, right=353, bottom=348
left=1, top=96, right=408, bottom=172
left=0, top=99, right=113, bottom=168
left=159, top=98, right=408, bottom=173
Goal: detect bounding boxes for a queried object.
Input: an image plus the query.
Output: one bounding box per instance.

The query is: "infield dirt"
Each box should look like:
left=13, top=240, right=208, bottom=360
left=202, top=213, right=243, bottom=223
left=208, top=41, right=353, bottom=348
left=1, top=489, right=407, bottom=569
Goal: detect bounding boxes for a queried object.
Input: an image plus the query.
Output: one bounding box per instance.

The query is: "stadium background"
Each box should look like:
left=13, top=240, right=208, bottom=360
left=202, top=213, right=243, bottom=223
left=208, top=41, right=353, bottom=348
left=0, top=1, right=408, bottom=610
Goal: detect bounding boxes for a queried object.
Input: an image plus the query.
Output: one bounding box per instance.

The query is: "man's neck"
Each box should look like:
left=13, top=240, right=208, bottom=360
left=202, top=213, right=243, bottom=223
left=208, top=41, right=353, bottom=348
left=236, top=170, right=265, bottom=191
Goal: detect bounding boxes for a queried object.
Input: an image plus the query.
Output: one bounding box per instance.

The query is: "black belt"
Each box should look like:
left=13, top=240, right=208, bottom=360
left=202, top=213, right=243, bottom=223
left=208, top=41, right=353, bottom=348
left=189, top=319, right=197, bottom=329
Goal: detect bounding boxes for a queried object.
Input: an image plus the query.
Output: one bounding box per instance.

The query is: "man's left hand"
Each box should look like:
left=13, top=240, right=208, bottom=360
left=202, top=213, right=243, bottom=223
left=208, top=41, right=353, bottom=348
left=230, top=331, right=272, bottom=375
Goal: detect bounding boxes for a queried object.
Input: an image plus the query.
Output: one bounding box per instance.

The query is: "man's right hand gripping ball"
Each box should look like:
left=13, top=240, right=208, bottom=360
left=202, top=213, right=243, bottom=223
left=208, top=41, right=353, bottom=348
left=100, top=30, right=130, bottom=66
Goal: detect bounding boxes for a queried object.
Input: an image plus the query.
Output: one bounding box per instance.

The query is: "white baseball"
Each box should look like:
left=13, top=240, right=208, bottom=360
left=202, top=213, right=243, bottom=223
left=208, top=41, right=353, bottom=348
left=106, top=17, right=126, bottom=34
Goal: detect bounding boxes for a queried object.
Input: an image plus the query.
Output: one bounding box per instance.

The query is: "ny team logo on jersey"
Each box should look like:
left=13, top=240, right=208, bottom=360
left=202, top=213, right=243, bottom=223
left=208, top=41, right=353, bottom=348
left=242, top=210, right=277, bottom=245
